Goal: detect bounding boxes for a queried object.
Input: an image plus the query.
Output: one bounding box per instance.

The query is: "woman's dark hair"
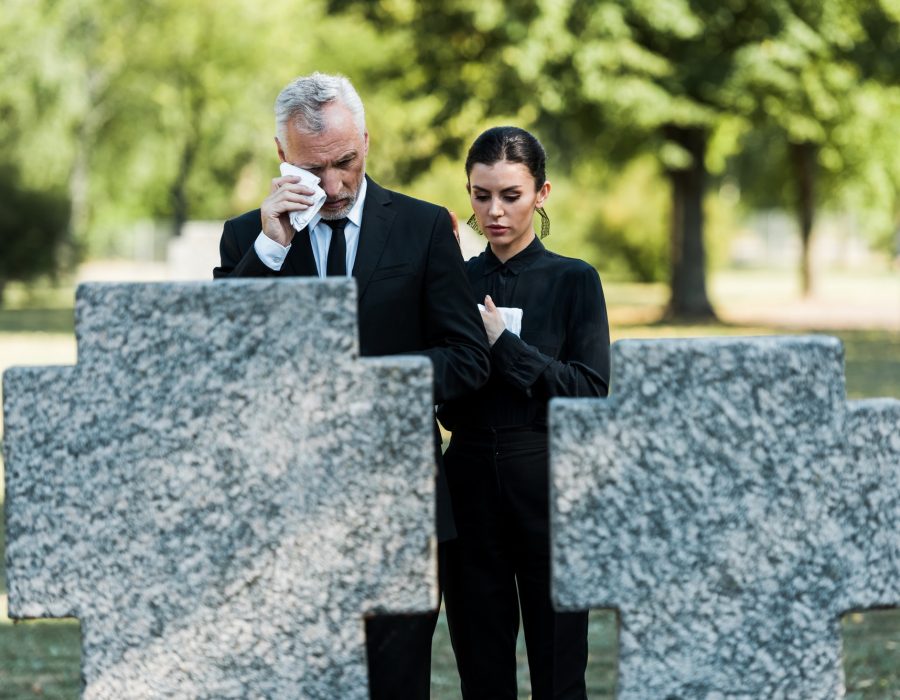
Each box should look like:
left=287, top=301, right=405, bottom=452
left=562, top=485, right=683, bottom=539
left=465, top=126, right=547, bottom=190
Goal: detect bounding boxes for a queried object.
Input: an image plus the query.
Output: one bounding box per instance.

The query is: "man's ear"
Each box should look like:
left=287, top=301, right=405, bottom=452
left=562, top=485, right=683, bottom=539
left=275, top=136, right=287, bottom=163
left=363, top=130, right=369, bottom=156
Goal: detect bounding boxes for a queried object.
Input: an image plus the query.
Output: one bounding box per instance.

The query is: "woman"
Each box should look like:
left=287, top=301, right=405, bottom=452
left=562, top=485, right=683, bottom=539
left=440, top=126, right=610, bottom=699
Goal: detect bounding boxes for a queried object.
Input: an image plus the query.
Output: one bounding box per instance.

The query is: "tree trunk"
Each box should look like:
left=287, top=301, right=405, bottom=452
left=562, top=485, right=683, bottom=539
left=68, top=66, right=106, bottom=250
left=790, top=141, right=817, bottom=297
left=69, top=133, right=90, bottom=243
left=170, top=139, right=198, bottom=238
left=664, top=125, right=716, bottom=320
left=169, top=88, right=204, bottom=239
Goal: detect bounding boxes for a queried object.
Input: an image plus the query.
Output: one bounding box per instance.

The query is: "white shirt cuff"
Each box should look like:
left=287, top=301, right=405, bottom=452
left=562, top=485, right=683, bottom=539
left=254, top=232, right=291, bottom=271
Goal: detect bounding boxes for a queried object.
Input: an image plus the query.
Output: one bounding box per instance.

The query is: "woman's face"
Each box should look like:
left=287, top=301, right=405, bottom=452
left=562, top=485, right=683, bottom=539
left=468, top=159, right=551, bottom=262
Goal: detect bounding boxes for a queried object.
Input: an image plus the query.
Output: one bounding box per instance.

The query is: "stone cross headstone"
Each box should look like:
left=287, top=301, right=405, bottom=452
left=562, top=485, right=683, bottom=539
left=3, top=280, right=437, bottom=699
left=550, top=336, right=900, bottom=699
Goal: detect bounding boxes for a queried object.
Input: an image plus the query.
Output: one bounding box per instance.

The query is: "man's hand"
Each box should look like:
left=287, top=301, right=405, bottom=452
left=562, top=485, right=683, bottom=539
left=480, top=295, right=507, bottom=346
left=260, top=175, right=318, bottom=246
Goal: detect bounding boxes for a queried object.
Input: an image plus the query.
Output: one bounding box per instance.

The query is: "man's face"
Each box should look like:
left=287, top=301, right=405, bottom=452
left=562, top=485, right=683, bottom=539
left=277, top=102, right=369, bottom=220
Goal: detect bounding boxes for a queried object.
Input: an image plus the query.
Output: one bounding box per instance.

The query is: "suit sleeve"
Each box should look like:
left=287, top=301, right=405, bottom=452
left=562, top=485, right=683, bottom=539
left=418, top=208, right=491, bottom=403
left=490, top=265, right=610, bottom=399
left=212, top=218, right=276, bottom=278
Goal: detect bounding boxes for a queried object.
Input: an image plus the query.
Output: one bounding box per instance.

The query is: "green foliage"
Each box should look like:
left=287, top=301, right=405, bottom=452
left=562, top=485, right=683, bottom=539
left=0, top=165, right=71, bottom=304
left=2, top=0, right=899, bottom=284
left=0, top=0, right=343, bottom=252
left=549, top=157, right=670, bottom=282
left=722, top=0, right=900, bottom=254
left=329, top=0, right=542, bottom=178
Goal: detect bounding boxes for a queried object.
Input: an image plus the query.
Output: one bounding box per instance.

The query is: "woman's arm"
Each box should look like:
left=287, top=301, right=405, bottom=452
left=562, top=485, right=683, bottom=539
left=489, top=264, right=610, bottom=399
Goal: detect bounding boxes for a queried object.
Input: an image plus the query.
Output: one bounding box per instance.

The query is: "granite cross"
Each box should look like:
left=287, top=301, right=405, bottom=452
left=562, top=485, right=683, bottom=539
left=3, top=280, right=437, bottom=699
left=550, top=336, right=899, bottom=699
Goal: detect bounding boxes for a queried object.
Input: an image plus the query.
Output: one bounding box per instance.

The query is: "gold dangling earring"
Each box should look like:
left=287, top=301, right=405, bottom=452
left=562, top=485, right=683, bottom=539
left=536, top=207, right=550, bottom=239
left=467, top=213, right=484, bottom=236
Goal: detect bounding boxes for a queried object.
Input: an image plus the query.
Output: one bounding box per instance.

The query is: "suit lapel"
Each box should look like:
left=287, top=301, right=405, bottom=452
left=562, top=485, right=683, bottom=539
left=282, top=227, right=319, bottom=277
left=353, top=176, right=396, bottom=301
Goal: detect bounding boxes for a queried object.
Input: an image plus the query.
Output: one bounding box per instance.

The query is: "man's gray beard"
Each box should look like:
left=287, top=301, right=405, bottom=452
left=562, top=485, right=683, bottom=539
left=320, top=175, right=363, bottom=220
left=320, top=198, right=354, bottom=220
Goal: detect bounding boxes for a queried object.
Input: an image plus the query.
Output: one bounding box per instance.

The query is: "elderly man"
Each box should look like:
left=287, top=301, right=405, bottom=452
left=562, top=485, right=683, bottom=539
left=214, top=72, right=489, bottom=698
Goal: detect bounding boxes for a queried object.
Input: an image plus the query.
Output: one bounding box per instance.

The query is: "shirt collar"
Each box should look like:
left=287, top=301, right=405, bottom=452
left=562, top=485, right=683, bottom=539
left=310, top=176, right=368, bottom=230
left=482, top=235, right=544, bottom=276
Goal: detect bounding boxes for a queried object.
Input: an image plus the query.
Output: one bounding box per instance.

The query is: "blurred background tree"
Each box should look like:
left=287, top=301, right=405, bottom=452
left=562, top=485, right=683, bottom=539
left=1, top=0, right=897, bottom=315
left=525, top=0, right=792, bottom=319
left=330, top=0, right=900, bottom=318
left=0, top=164, right=71, bottom=306
left=724, top=0, right=900, bottom=297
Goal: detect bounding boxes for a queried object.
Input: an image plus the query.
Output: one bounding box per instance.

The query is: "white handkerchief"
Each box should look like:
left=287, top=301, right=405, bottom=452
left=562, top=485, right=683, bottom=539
left=478, top=304, right=523, bottom=337
left=279, top=162, right=327, bottom=232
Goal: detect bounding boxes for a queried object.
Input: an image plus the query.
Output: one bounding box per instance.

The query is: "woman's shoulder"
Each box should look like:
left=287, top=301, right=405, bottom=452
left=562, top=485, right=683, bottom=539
left=541, top=249, right=600, bottom=280
left=464, top=249, right=489, bottom=272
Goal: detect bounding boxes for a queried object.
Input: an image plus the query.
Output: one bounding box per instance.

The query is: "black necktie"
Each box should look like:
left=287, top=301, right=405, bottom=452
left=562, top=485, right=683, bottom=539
left=324, top=218, right=349, bottom=276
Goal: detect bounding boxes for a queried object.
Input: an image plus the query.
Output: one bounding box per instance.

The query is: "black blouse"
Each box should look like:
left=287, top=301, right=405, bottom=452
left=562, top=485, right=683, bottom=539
left=439, top=236, right=610, bottom=431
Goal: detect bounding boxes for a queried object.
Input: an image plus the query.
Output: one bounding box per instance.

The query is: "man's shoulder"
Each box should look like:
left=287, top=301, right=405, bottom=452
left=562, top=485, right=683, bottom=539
left=226, top=208, right=262, bottom=231
left=369, top=179, right=446, bottom=220
left=219, top=209, right=262, bottom=247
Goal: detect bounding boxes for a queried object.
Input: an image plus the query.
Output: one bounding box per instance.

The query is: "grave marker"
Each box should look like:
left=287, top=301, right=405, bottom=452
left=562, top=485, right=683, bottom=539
left=550, top=336, right=900, bottom=699
left=4, top=279, right=437, bottom=699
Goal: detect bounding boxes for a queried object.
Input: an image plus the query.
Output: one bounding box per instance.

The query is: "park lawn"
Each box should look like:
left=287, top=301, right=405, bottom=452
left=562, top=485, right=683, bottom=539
left=0, top=310, right=897, bottom=698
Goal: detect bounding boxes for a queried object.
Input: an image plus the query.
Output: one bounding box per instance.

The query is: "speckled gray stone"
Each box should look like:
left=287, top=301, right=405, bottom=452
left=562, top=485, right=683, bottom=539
left=550, top=336, right=899, bottom=700
left=3, top=280, right=437, bottom=699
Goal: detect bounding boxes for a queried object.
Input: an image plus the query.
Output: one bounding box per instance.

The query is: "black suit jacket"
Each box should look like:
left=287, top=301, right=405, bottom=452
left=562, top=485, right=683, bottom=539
left=214, top=176, right=491, bottom=540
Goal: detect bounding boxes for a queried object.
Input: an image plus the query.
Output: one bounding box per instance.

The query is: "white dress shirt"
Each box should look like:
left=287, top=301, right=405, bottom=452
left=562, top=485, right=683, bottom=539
left=254, top=177, right=368, bottom=276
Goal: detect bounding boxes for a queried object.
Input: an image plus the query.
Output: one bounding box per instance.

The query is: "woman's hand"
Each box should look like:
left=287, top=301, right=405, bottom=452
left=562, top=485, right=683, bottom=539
left=449, top=210, right=462, bottom=249
left=480, top=295, right=507, bottom=346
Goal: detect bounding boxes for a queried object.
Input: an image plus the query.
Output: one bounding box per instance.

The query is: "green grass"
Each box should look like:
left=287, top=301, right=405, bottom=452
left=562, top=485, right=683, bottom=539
left=0, top=309, right=74, bottom=335
left=840, top=330, right=900, bottom=400
left=0, top=284, right=897, bottom=698
left=0, top=620, right=81, bottom=700
left=843, top=611, right=900, bottom=700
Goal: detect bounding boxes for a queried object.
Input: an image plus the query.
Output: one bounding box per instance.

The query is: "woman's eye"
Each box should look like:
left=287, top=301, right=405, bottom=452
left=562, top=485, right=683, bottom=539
left=504, top=196, right=520, bottom=202
left=474, top=195, right=490, bottom=201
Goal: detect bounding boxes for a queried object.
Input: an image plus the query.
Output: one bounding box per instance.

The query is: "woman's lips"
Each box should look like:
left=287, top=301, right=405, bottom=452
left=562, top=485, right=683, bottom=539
left=486, top=225, right=508, bottom=234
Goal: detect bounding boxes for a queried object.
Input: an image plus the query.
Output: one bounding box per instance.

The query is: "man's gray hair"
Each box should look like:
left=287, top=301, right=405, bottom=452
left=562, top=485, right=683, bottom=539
left=274, top=72, right=366, bottom=143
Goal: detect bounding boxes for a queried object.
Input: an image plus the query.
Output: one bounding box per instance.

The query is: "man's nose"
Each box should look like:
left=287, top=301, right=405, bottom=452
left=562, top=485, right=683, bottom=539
left=320, top=169, right=342, bottom=196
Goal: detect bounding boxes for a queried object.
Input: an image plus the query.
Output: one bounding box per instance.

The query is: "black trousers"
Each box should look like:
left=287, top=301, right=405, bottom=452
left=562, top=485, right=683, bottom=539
left=364, top=425, right=452, bottom=699
left=365, top=609, right=439, bottom=699
left=442, top=428, right=588, bottom=700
